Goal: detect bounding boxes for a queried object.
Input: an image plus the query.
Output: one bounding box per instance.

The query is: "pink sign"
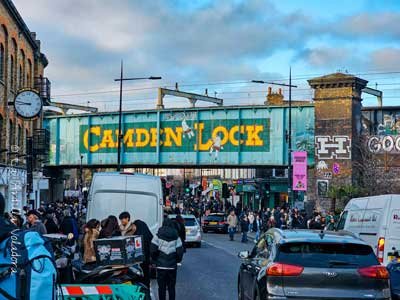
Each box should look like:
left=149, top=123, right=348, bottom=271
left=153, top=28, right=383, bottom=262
left=292, top=151, right=307, bottom=191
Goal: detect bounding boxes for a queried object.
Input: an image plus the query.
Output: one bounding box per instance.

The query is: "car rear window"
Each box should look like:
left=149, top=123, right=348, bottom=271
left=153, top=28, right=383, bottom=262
left=184, top=218, right=196, bottom=226
left=206, top=215, right=224, bottom=221
left=277, top=242, right=378, bottom=268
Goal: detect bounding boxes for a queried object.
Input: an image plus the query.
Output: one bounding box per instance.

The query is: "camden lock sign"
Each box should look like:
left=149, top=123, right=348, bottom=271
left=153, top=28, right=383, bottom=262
left=45, top=106, right=315, bottom=166
left=80, top=119, right=269, bottom=154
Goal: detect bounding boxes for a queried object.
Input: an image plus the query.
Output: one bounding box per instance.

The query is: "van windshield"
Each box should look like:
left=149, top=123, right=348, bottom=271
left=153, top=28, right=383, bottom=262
left=337, top=211, right=348, bottom=230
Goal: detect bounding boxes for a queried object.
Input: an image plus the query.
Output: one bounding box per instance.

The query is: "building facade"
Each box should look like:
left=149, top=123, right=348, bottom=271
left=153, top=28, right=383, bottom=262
left=0, top=0, right=48, bottom=209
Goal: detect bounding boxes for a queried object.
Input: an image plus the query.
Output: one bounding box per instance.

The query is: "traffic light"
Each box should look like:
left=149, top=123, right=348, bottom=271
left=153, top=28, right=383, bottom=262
left=264, top=182, right=270, bottom=196
left=184, top=180, right=190, bottom=194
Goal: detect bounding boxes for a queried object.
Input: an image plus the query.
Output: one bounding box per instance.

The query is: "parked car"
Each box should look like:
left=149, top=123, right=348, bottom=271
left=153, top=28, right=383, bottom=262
left=387, top=248, right=400, bottom=299
left=168, top=214, right=202, bottom=248
left=202, top=213, right=228, bottom=233
left=238, top=229, right=391, bottom=300
left=337, top=194, right=400, bottom=265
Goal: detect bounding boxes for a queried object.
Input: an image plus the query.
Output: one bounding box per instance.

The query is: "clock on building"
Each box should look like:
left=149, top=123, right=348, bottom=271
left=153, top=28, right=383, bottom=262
left=14, top=90, right=43, bottom=119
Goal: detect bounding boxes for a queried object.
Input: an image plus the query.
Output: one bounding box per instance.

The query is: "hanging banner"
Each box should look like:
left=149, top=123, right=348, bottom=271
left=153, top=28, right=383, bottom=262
left=292, top=151, right=307, bottom=191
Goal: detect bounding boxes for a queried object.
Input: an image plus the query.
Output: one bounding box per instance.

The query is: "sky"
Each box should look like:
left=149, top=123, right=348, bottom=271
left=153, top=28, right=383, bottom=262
left=12, top=0, right=400, bottom=111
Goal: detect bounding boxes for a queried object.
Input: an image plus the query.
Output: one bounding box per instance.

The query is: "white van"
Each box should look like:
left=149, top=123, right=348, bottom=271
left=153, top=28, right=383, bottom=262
left=87, top=172, right=164, bottom=235
left=337, top=194, right=400, bottom=265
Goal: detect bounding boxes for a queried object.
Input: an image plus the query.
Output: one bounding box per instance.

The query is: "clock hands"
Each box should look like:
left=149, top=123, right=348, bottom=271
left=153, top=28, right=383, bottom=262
left=15, top=101, right=32, bottom=105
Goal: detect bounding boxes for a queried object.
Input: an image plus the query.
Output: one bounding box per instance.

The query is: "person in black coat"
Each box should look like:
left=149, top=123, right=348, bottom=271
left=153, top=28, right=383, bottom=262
left=0, top=193, right=16, bottom=242
left=151, top=219, right=184, bottom=300
left=130, top=218, right=153, bottom=288
left=173, top=214, right=186, bottom=251
left=240, top=215, right=249, bottom=243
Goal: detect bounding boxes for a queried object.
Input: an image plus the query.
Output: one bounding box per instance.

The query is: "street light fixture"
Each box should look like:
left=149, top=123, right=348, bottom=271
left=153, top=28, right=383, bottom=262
left=252, top=69, right=297, bottom=206
left=114, top=60, right=162, bottom=172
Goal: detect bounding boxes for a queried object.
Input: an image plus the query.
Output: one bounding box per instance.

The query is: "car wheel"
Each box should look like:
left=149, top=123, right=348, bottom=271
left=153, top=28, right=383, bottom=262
left=196, top=242, right=201, bottom=248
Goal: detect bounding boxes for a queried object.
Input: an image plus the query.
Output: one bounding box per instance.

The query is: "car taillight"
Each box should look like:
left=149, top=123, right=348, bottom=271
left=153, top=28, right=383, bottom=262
left=358, top=265, right=389, bottom=279
left=219, top=221, right=226, bottom=225
left=377, top=237, right=385, bottom=263
left=267, top=263, right=304, bottom=276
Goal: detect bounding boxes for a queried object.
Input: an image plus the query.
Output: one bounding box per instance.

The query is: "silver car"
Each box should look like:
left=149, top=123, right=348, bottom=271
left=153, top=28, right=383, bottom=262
left=168, top=214, right=202, bottom=248
left=238, top=229, right=391, bottom=300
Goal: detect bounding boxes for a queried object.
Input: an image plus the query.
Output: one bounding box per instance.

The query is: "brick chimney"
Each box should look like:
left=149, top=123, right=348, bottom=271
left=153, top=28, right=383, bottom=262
left=265, top=87, right=284, bottom=105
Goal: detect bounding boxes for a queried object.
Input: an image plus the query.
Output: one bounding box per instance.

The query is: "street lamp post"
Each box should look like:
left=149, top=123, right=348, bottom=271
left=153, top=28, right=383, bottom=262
left=114, top=60, right=161, bottom=171
left=252, top=69, right=297, bottom=206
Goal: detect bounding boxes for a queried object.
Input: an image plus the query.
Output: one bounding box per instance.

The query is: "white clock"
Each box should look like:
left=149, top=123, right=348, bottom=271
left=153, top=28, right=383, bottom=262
left=14, top=90, right=42, bottom=119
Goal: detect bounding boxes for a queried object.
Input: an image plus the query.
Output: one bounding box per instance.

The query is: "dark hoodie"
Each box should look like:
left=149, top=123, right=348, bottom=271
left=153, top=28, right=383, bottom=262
left=150, top=219, right=184, bottom=269
left=0, top=193, right=16, bottom=242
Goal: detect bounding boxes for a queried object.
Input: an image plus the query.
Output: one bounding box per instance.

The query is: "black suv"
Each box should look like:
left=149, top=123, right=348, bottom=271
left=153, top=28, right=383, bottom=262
left=202, top=213, right=228, bottom=233
left=238, top=229, right=390, bottom=300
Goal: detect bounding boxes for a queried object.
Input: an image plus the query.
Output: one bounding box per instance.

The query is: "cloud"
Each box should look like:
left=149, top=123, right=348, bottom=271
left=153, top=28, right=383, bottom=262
left=295, top=47, right=355, bottom=69
left=370, top=47, right=400, bottom=70
left=336, top=12, right=400, bottom=39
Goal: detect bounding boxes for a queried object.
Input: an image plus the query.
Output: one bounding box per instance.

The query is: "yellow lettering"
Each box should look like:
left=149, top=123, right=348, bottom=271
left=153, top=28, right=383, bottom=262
left=123, top=129, right=135, bottom=147
left=229, top=126, right=239, bottom=146
left=150, top=128, right=158, bottom=147
left=212, top=126, right=229, bottom=145
left=99, top=129, right=116, bottom=148
left=245, top=125, right=264, bottom=146
left=195, top=123, right=212, bottom=151
left=164, top=127, right=182, bottom=147
left=83, top=126, right=101, bottom=152
left=135, top=128, right=150, bottom=147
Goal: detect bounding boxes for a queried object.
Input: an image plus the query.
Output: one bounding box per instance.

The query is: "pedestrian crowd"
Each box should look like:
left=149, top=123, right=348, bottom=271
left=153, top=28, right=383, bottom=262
left=223, top=206, right=340, bottom=243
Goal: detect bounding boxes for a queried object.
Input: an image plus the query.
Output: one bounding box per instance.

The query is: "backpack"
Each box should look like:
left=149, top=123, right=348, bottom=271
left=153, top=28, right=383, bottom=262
left=0, top=230, right=57, bottom=300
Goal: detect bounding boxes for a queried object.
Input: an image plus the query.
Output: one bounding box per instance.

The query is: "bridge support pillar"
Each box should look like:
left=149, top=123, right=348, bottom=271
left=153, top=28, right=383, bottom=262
left=308, top=73, right=367, bottom=212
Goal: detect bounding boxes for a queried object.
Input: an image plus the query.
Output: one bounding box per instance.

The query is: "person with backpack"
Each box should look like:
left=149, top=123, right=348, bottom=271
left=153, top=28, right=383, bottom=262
left=173, top=214, right=186, bottom=252
left=151, top=219, right=184, bottom=300
left=25, top=210, right=47, bottom=235
left=0, top=193, right=57, bottom=300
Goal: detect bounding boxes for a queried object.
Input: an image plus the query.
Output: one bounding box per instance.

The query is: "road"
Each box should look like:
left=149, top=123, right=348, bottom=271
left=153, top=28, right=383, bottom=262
left=151, top=232, right=255, bottom=300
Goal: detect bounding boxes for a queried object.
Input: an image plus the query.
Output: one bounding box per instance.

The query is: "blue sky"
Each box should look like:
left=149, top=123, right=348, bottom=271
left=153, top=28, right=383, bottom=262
left=13, top=0, right=400, bottom=110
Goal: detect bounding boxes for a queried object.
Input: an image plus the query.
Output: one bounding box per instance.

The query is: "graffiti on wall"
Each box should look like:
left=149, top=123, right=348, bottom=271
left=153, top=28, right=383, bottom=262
left=366, top=114, right=400, bottom=154
left=315, top=136, right=351, bottom=159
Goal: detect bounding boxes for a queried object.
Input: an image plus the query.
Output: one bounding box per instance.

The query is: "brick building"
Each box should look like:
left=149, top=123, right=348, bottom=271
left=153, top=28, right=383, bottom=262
left=0, top=0, right=49, bottom=208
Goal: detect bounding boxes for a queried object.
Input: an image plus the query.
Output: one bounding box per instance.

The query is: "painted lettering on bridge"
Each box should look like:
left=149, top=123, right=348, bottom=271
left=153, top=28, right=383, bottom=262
left=79, top=118, right=270, bottom=153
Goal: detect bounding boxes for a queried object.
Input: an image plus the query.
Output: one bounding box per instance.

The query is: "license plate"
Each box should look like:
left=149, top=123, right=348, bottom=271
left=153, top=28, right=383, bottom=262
left=209, top=222, right=217, bottom=225
left=186, top=229, right=190, bottom=233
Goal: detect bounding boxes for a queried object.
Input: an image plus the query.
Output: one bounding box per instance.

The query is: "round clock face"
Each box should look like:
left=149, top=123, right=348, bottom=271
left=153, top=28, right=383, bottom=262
left=14, top=90, right=42, bottom=119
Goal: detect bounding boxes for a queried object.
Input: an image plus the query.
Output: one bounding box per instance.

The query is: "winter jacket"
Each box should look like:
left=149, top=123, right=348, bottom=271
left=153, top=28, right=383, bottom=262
left=60, top=216, right=79, bottom=240
left=240, top=219, right=249, bottom=233
left=28, top=220, right=47, bottom=235
left=44, top=217, right=59, bottom=234
left=0, top=217, right=16, bottom=242
left=227, top=214, right=238, bottom=228
left=83, top=229, right=99, bottom=263
left=150, top=225, right=184, bottom=270
left=133, top=220, right=153, bottom=264
left=120, top=222, right=135, bottom=236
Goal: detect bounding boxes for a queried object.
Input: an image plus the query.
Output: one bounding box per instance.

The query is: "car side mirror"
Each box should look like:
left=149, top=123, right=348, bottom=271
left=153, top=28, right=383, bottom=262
left=238, top=250, right=249, bottom=259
